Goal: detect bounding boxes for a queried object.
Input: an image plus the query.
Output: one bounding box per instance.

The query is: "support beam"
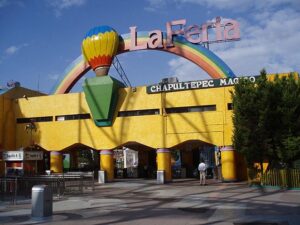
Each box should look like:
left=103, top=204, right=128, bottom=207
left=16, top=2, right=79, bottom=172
left=100, top=150, right=114, bottom=182
left=156, top=148, right=172, bottom=183
left=221, top=146, right=237, bottom=182
left=50, top=151, right=63, bottom=173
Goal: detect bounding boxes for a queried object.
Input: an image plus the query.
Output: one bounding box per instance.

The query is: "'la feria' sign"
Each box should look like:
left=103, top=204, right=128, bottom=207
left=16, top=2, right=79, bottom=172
left=130, top=17, right=240, bottom=50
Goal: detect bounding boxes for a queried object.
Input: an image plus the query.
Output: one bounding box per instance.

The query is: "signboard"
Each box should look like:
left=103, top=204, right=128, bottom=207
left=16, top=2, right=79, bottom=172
left=25, top=151, right=43, bottom=160
left=130, top=17, right=240, bottom=50
left=146, top=76, right=258, bottom=94
left=3, top=151, right=24, bottom=161
left=3, top=151, right=43, bottom=161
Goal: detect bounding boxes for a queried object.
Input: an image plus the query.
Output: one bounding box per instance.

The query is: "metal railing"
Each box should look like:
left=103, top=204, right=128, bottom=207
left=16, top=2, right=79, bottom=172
left=248, top=168, right=300, bottom=188
left=0, top=178, right=18, bottom=204
left=0, top=172, right=95, bottom=204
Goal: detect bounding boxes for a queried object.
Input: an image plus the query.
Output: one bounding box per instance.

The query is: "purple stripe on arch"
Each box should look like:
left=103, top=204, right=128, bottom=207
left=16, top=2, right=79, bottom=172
left=50, top=151, right=62, bottom=156
left=156, top=148, right=170, bottom=153
left=220, top=146, right=234, bottom=151
left=100, top=150, right=113, bottom=155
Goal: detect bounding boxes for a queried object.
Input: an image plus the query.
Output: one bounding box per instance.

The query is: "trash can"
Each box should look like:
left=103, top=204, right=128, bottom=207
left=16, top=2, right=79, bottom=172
left=31, top=185, right=53, bottom=218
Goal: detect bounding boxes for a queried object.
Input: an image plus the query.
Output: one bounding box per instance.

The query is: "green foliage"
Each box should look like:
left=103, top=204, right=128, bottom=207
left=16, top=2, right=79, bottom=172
left=232, top=70, right=300, bottom=169
left=279, top=136, right=300, bottom=167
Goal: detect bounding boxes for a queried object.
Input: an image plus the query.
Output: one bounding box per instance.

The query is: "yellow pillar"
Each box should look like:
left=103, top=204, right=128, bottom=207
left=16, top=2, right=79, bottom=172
left=156, top=149, right=172, bottom=182
left=221, top=146, right=237, bottom=182
left=50, top=151, right=63, bottom=173
left=100, top=150, right=114, bottom=182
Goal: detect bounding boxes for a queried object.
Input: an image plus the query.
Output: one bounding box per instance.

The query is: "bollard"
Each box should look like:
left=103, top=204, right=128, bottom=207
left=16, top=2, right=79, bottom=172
left=31, top=185, right=53, bottom=218
left=157, top=170, right=165, bottom=184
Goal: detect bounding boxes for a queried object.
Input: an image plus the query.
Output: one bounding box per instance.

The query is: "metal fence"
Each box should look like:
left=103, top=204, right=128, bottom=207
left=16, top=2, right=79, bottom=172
left=0, top=172, right=95, bottom=204
left=248, top=168, right=300, bottom=188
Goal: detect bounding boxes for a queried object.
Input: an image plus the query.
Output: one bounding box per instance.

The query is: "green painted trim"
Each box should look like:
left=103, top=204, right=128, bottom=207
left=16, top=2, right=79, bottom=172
left=94, top=90, right=119, bottom=126
left=83, top=76, right=124, bottom=127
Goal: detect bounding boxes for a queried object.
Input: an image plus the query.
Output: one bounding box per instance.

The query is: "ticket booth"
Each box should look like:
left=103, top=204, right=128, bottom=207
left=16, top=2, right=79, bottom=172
left=3, top=150, right=44, bottom=176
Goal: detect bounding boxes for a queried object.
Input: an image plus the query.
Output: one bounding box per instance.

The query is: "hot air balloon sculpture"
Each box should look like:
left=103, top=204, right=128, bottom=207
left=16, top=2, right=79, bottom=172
left=82, top=26, right=124, bottom=127
left=82, top=26, right=119, bottom=76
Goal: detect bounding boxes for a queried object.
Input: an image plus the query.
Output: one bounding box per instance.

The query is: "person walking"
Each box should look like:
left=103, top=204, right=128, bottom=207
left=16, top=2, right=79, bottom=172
left=198, top=161, right=207, bottom=185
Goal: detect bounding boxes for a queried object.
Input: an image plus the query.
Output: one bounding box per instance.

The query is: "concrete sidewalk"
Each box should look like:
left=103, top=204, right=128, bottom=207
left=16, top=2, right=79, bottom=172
left=0, top=179, right=299, bottom=225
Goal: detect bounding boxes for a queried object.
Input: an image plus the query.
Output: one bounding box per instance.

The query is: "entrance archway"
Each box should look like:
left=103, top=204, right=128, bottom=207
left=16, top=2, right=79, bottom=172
left=62, top=144, right=99, bottom=174
left=170, top=140, right=217, bottom=179
left=113, top=142, right=157, bottom=180
left=53, top=32, right=236, bottom=94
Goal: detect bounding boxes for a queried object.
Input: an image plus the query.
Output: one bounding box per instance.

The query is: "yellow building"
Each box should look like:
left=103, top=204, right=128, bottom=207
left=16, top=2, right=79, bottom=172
left=0, top=76, right=251, bottom=182
left=2, top=68, right=298, bottom=183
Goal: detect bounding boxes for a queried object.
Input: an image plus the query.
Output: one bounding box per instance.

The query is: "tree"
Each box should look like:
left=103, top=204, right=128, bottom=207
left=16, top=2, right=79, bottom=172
left=274, top=74, right=300, bottom=167
left=232, top=69, right=269, bottom=175
left=232, top=70, right=300, bottom=173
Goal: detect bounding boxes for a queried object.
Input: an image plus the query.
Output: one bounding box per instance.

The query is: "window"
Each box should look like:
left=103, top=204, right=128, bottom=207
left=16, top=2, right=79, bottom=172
left=16, top=116, right=53, bottom=123
left=55, top=114, right=91, bottom=121
left=118, top=109, right=160, bottom=117
left=165, top=105, right=216, bottom=114
left=227, top=103, right=233, bottom=110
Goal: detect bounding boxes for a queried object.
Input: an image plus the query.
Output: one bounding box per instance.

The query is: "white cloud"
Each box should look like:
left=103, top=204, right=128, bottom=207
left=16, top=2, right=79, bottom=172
left=212, top=7, right=300, bottom=76
left=166, top=3, right=300, bottom=79
left=5, top=46, right=18, bottom=55
left=50, top=0, right=87, bottom=10
left=5, top=43, right=28, bottom=56
left=145, top=0, right=300, bottom=14
left=174, top=0, right=300, bottom=12
left=48, top=0, right=87, bottom=17
left=175, top=0, right=253, bottom=11
left=145, top=0, right=167, bottom=12
left=168, top=57, right=210, bottom=81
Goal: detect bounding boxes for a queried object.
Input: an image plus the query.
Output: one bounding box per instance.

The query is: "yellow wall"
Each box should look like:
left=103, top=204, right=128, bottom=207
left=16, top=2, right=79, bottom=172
left=266, top=72, right=298, bottom=81
left=7, top=73, right=296, bottom=152
left=13, top=85, right=234, bottom=151
left=0, top=95, right=16, bottom=150
left=1, top=73, right=296, bottom=179
left=0, top=95, right=15, bottom=175
left=0, top=87, right=44, bottom=150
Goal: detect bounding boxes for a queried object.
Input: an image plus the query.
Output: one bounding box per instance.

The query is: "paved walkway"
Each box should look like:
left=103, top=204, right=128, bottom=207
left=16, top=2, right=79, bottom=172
left=0, top=179, right=299, bottom=225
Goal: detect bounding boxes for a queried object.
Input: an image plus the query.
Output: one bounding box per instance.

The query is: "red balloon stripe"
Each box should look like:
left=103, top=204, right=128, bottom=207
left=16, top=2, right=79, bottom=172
left=89, top=56, right=112, bottom=70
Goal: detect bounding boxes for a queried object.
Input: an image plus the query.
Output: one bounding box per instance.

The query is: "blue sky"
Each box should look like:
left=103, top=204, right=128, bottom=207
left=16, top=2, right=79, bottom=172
left=0, top=0, right=299, bottom=93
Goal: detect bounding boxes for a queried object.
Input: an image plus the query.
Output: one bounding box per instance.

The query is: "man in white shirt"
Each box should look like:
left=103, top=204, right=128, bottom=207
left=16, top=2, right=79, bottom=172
left=198, top=161, right=207, bottom=185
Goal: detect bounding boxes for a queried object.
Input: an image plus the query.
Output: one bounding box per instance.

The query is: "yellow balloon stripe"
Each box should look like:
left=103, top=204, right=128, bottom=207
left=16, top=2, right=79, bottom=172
left=107, top=32, right=113, bottom=56
left=82, top=30, right=119, bottom=63
left=99, top=32, right=106, bottom=58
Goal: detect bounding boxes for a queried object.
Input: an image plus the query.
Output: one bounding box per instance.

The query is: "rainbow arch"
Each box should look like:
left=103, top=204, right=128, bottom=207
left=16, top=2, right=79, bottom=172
left=53, top=32, right=235, bottom=94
